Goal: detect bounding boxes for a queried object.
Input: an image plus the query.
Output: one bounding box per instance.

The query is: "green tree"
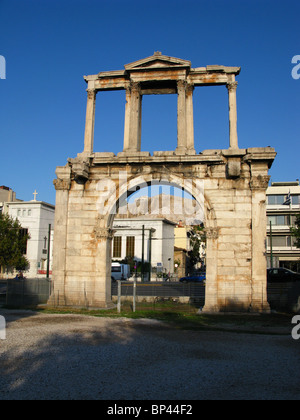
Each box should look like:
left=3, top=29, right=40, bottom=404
left=187, top=224, right=206, bottom=270
left=0, top=213, right=30, bottom=273
left=291, top=214, right=300, bottom=249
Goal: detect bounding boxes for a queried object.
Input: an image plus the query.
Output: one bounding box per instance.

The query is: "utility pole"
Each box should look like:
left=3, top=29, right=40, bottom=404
left=148, top=229, right=152, bottom=282
left=141, top=225, right=145, bottom=282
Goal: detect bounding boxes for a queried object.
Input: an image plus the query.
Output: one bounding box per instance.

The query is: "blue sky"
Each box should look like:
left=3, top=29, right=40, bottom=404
left=0, top=0, right=299, bottom=205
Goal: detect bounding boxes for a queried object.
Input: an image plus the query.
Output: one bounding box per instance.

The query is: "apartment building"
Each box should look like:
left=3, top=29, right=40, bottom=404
left=266, top=181, right=300, bottom=272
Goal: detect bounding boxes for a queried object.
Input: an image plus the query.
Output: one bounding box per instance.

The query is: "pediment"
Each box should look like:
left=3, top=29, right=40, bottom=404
left=125, top=52, right=191, bottom=71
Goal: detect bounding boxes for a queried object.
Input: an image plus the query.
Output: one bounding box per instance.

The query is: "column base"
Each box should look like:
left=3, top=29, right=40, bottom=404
left=200, top=304, right=220, bottom=314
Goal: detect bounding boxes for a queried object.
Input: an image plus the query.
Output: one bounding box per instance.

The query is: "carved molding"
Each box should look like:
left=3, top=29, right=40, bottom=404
left=87, top=89, right=96, bottom=100
left=204, top=227, right=220, bottom=240
left=130, top=81, right=141, bottom=93
left=177, top=79, right=187, bottom=91
left=186, top=83, right=195, bottom=95
left=94, top=226, right=115, bottom=241
left=53, top=179, right=71, bottom=191
left=226, top=81, right=238, bottom=92
left=68, top=158, right=90, bottom=184
left=250, top=175, right=270, bottom=190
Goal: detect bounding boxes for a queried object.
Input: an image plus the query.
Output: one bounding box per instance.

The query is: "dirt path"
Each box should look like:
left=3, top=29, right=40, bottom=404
left=0, top=310, right=299, bottom=400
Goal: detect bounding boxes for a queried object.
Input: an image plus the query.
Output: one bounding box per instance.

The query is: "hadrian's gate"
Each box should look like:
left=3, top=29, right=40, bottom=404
left=49, top=53, right=276, bottom=312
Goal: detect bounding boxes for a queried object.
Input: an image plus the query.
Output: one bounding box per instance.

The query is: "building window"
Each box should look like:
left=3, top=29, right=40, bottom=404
left=28, top=209, right=31, bottom=217
left=19, top=228, right=29, bottom=255
left=126, top=236, right=135, bottom=258
left=268, top=195, right=286, bottom=205
left=268, top=215, right=290, bottom=226
left=292, top=195, right=300, bottom=205
left=268, top=235, right=292, bottom=247
left=113, top=236, right=122, bottom=258
left=17, top=209, right=21, bottom=217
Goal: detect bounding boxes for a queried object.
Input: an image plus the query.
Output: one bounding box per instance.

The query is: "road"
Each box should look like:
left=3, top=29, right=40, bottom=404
left=0, top=310, right=299, bottom=400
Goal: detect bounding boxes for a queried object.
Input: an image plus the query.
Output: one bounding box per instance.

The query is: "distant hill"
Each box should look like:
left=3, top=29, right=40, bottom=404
left=117, top=194, right=204, bottom=225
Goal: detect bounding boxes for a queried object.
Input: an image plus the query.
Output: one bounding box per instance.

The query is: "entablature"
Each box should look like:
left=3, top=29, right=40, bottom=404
left=84, top=52, right=241, bottom=92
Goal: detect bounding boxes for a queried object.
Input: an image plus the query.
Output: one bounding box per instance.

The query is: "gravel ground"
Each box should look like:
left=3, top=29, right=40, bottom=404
left=0, top=310, right=299, bottom=400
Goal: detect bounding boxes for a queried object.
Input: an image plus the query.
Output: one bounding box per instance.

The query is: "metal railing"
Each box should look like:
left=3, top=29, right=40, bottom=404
left=1, top=278, right=300, bottom=313
left=112, top=280, right=205, bottom=313
left=5, top=278, right=52, bottom=307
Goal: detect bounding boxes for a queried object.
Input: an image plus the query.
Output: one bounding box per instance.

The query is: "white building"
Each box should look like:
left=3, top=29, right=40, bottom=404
left=7, top=200, right=55, bottom=278
left=266, top=181, right=300, bottom=272
left=112, top=218, right=176, bottom=278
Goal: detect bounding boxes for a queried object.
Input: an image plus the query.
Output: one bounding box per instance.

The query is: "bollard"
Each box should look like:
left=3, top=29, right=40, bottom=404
left=0, top=315, right=6, bottom=340
left=117, top=280, right=121, bottom=313
left=133, top=277, right=137, bottom=312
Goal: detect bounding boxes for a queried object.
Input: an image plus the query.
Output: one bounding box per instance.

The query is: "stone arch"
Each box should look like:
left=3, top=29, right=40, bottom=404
left=49, top=53, right=276, bottom=312
left=102, top=172, right=219, bottom=312
left=105, top=172, right=217, bottom=230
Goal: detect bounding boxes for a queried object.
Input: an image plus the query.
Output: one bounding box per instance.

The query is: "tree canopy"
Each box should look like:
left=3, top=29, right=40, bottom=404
left=187, top=224, right=206, bottom=270
left=0, top=213, right=30, bottom=272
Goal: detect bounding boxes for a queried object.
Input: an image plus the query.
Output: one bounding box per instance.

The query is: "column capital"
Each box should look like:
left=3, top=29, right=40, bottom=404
left=186, top=83, right=195, bottom=94
left=250, top=175, right=270, bottom=190
left=226, top=81, right=238, bottom=92
left=53, top=178, right=71, bottom=191
left=94, top=226, right=116, bottom=241
left=129, top=81, right=141, bottom=93
left=177, top=79, right=187, bottom=90
left=87, top=88, right=97, bottom=99
left=204, top=227, right=220, bottom=240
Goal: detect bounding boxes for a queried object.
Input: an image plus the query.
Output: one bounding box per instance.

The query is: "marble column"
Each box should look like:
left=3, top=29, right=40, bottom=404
left=83, top=88, right=97, bottom=154
left=176, top=80, right=187, bottom=155
left=123, top=82, right=142, bottom=153
left=93, top=226, right=115, bottom=308
left=48, top=168, right=71, bottom=306
left=202, top=227, right=220, bottom=313
left=186, top=83, right=196, bottom=155
left=123, top=85, right=131, bottom=151
left=250, top=175, right=271, bottom=313
left=227, top=81, right=239, bottom=150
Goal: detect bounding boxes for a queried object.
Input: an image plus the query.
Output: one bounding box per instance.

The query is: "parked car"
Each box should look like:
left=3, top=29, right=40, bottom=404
left=179, top=273, right=206, bottom=283
left=267, top=268, right=300, bottom=283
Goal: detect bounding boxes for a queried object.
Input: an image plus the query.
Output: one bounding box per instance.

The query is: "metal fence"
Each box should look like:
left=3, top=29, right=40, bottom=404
left=112, top=281, right=205, bottom=313
left=6, top=278, right=52, bottom=307
left=2, top=278, right=300, bottom=313
left=267, top=282, right=300, bottom=313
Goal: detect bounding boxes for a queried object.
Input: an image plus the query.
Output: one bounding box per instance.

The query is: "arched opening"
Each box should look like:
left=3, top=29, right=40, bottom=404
left=102, top=174, right=216, bottom=312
